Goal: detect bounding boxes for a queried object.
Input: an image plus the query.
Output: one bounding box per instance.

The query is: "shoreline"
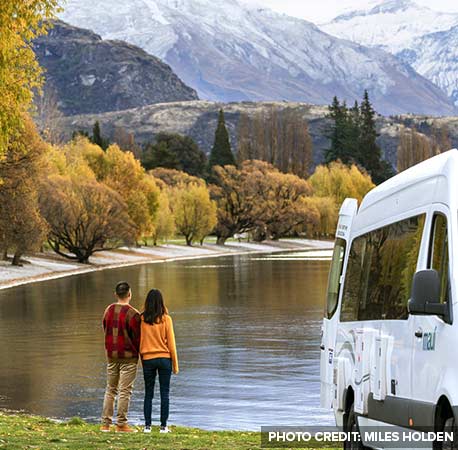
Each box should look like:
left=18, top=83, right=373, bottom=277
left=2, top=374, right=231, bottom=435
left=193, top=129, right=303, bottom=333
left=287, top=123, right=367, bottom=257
left=0, top=239, right=333, bottom=291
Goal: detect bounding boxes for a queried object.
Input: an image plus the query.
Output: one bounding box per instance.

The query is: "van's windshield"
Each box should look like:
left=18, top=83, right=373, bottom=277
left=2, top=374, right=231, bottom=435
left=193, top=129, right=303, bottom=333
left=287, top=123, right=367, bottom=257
left=326, top=238, right=346, bottom=319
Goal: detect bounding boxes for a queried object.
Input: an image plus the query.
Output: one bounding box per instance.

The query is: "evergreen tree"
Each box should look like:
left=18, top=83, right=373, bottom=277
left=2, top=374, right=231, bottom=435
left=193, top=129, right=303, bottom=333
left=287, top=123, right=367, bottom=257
left=141, top=133, right=207, bottom=178
left=325, top=92, right=393, bottom=184
left=325, top=97, right=352, bottom=163
left=209, top=109, right=235, bottom=168
left=91, top=121, right=109, bottom=150
left=359, top=90, right=392, bottom=184
left=142, top=141, right=180, bottom=171
left=347, top=101, right=361, bottom=161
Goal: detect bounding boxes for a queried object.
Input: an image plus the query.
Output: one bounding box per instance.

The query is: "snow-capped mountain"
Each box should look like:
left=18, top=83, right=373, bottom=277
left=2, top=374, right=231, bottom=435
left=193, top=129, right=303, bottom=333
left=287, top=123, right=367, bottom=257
left=321, top=0, right=458, bottom=105
left=404, top=25, right=458, bottom=105
left=59, top=0, right=456, bottom=115
left=322, top=0, right=458, bottom=54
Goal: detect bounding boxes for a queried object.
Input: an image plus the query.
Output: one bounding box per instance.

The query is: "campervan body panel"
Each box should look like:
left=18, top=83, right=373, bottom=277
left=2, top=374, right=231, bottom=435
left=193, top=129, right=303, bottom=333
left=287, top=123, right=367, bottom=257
left=321, top=150, right=458, bottom=435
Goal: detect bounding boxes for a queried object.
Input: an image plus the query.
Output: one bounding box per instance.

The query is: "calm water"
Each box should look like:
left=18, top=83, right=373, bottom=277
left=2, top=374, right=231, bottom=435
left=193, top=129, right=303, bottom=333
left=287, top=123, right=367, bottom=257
left=0, top=250, right=334, bottom=430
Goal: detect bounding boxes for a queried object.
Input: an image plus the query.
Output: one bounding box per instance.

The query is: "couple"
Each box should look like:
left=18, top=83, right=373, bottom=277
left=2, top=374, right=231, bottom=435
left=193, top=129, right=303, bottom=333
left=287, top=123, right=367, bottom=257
left=100, top=281, right=179, bottom=434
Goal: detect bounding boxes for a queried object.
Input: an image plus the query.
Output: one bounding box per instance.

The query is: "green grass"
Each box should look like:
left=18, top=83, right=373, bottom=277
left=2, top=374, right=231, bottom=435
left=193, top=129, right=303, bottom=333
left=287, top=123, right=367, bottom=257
left=0, top=411, right=338, bottom=450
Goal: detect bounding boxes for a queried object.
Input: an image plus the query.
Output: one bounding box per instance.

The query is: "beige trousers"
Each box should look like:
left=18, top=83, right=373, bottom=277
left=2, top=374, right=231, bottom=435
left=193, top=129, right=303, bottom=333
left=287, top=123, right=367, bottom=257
left=101, top=361, right=138, bottom=425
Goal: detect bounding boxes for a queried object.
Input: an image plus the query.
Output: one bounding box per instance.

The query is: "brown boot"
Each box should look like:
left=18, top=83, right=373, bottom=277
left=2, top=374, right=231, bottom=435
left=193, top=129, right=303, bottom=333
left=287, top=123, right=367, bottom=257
left=100, top=424, right=111, bottom=432
left=115, top=424, right=138, bottom=433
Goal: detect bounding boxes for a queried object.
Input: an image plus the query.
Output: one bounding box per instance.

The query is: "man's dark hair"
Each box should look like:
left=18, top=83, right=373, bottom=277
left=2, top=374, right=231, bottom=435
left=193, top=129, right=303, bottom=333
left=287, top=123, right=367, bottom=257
left=115, top=281, right=131, bottom=299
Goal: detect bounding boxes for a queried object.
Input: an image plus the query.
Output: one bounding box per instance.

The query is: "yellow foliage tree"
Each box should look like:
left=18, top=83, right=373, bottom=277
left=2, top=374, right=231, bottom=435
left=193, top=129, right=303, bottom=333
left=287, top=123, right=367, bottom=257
left=40, top=174, right=136, bottom=263
left=305, top=196, right=338, bottom=237
left=151, top=191, right=176, bottom=246
left=0, top=1, right=59, bottom=156
left=0, top=115, right=48, bottom=265
left=64, top=140, right=160, bottom=242
left=309, top=161, right=374, bottom=236
left=309, top=161, right=374, bottom=205
left=171, top=183, right=217, bottom=246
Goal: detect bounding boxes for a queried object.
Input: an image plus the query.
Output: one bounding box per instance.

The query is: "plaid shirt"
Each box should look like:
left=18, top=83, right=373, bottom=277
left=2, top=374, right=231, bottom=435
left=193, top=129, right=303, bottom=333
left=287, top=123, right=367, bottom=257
left=102, top=303, right=141, bottom=363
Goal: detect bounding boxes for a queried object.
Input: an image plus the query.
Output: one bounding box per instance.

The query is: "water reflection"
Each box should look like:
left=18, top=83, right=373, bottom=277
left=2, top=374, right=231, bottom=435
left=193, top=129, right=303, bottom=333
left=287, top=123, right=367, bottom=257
left=0, top=252, right=334, bottom=430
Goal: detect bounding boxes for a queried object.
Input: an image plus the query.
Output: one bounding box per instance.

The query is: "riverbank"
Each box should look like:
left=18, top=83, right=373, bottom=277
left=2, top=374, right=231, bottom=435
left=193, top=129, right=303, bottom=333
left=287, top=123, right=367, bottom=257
left=0, top=239, right=333, bottom=291
left=0, top=411, right=335, bottom=450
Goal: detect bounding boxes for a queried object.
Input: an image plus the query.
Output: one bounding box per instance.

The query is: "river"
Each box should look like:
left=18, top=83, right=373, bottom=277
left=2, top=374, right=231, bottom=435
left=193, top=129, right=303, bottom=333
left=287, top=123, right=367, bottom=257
left=0, top=250, right=334, bottom=430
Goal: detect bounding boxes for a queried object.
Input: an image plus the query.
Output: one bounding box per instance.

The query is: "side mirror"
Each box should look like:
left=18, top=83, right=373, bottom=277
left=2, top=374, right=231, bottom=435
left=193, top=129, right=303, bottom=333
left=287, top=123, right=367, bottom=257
left=408, top=270, right=452, bottom=324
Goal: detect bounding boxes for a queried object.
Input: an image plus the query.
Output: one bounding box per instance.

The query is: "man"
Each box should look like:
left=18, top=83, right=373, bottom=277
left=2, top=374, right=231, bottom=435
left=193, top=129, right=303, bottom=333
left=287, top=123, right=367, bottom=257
left=101, top=281, right=141, bottom=432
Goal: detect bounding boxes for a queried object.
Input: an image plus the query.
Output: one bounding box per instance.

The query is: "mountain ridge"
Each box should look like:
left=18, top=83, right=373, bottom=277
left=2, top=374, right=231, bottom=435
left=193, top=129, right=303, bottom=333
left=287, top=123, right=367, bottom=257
left=321, top=0, right=458, bottom=106
left=33, top=20, right=198, bottom=116
left=58, top=0, right=456, bottom=116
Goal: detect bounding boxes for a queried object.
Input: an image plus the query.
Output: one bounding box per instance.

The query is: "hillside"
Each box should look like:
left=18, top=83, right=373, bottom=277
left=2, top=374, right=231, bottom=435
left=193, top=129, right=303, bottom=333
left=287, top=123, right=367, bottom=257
left=60, top=100, right=458, bottom=169
left=33, top=20, right=198, bottom=116
left=58, top=0, right=456, bottom=116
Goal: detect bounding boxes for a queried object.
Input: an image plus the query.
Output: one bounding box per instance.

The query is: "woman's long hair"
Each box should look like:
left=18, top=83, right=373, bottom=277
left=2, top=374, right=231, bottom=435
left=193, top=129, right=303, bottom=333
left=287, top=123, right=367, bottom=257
left=142, top=289, right=166, bottom=325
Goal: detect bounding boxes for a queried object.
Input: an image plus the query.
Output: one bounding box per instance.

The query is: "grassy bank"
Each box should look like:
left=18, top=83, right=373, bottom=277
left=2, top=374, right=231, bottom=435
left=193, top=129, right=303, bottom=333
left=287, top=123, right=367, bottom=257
left=0, top=412, right=339, bottom=450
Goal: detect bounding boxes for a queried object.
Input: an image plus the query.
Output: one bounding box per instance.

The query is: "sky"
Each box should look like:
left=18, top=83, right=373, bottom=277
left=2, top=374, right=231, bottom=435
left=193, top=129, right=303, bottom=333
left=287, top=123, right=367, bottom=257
left=241, top=0, right=458, bottom=23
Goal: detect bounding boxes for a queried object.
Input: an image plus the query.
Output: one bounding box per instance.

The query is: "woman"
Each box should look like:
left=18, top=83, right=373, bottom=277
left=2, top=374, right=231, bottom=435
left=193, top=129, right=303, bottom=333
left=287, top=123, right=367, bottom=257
left=140, top=289, right=179, bottom=434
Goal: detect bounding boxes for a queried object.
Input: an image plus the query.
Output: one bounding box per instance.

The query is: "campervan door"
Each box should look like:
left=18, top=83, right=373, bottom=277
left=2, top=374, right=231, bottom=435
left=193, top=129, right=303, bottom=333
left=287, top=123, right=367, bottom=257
left=320, top=198, right=357, bottom=408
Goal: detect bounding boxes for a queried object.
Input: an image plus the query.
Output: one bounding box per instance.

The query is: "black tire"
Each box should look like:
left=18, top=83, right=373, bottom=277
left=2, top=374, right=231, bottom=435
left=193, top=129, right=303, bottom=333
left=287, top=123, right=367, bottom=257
left=344, top=405, right=369, bottom=450
left=440, top=416, right=458, bottom=450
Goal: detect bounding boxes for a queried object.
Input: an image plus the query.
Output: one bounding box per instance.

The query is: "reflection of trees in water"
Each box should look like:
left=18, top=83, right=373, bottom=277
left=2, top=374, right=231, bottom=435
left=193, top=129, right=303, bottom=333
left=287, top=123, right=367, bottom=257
left=342, top=215, right=425, bottom=321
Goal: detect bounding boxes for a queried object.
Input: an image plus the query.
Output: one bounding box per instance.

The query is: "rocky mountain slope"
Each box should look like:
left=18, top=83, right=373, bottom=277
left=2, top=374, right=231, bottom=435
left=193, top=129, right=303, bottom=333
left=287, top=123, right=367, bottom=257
left=58, top=0, right=456, bottom=116
left=33, top=20, right=198, bottom=115
left=60, top=100, right=458, bottom=169
left=321, top=0, right=458, bottom=105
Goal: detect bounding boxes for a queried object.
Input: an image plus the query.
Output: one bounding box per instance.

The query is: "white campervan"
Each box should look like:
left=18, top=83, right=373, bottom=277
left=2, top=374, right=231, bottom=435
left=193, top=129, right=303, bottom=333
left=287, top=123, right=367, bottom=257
left=320, top=149, right=458, bottom=449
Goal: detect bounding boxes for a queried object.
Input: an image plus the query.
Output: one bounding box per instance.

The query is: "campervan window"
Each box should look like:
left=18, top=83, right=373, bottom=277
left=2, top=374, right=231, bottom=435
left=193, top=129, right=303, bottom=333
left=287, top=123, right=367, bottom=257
left=428, top=214, right=449, bottom=304
left=325, top=238, right=346, bottom=319
left=340, top=214, right=425, bottom=322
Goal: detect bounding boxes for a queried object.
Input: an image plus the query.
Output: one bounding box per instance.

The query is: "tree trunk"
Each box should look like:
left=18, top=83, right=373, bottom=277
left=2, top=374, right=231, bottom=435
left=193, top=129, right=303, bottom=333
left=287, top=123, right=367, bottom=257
left=3, top=249, right=8, bottom=261
left=216, top=236, right=227, bottom=245
left=185, top=236, right=193, bottom=246
left=12, top=251, right=23, bottom=266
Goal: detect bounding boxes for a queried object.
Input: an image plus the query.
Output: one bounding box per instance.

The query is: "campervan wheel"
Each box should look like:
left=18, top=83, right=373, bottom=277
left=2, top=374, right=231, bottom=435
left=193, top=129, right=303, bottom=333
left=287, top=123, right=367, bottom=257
left=441, top=417, right=458, bottom=450
left=344, top=405, right=370, bottom=450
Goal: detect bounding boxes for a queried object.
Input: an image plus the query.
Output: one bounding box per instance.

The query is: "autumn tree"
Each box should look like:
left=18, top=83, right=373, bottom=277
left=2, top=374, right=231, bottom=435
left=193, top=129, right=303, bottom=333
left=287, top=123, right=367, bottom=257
left=150, top=190, right=175, bottom=246
left=432, top=124, right=452, bottom=152
left=252, top=164, right=317, bottom=240
left=211, top=164, right=262, bottom=245
left=0, top=115, right=48, bottom=265
left=309, top=161, right=374, bottom=235
left=34, top=85, right=64, bottom=144
left=236, top=112, right=254, bottom=164
left=237, top=108, right=313, bottom=177
left=40, top=175, right=136, bottom=263
left=0, top=1, right=58, bottom=156
left=171, top=183, right=217, bottom=246
left=309, top=161, right=374, bottom=206
left=113, top=126, right=140, bottom=157
left=305, top=197, right=337, bottom=237
left=58, top=138, right=160, bottom=243
left=397, top=127, right=438, bottom=172
left=150, top=167, right=205, bottom=187
left=103, top=145, right=159, bottom=242
left=209, top=109, right=235, bottom=168
left=142, top=133, right=207, bottom=177
left=211, top=160, right=317, bottom=244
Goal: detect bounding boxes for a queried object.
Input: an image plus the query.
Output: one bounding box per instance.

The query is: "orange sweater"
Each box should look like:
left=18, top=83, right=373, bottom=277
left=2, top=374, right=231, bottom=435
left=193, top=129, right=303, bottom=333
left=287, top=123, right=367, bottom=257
left=140, top=314, right=179, bottom=374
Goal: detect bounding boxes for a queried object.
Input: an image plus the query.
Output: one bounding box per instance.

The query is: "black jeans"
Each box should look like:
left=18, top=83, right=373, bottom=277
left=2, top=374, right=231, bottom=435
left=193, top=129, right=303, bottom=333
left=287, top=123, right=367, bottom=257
left=142, top=357, right=172, bottom=427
